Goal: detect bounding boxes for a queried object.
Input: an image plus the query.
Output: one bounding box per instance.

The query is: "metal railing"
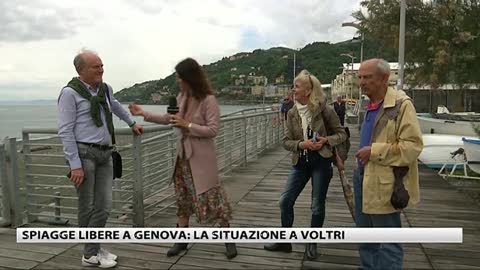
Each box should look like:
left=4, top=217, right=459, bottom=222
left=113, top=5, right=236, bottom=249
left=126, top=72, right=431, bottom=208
left=0, top=142, right=11, bottom=226
left=1, top=106, right=284, bottom=227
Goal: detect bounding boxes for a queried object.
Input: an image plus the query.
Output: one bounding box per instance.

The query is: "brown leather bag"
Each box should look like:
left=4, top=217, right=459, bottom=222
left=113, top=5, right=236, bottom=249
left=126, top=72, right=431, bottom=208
left=391, top=166, right=410, bottom=209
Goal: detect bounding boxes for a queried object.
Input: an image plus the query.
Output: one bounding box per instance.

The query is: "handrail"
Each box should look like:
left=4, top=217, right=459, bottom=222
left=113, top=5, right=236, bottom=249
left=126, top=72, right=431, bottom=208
left=5, top=108, right=285, bottom=227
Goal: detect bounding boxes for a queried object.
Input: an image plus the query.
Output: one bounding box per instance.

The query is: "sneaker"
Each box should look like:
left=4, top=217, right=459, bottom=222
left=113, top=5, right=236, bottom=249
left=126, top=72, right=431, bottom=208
left=81, top=255, right=117, bottom=268
left=99, top=248, right=118, bottom=261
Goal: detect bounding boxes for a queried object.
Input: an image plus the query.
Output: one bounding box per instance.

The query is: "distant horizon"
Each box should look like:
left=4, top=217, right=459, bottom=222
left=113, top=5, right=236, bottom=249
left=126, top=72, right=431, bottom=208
left=0, top=98, right=57, bottom=103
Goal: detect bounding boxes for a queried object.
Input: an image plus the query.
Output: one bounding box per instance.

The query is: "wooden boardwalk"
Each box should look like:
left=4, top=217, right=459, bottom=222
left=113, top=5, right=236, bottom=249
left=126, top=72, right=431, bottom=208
left=1, top=125, right=480, bottom=269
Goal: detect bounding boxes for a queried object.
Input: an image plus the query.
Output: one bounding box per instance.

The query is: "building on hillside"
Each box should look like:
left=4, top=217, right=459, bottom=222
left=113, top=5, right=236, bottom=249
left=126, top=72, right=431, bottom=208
left=247, top=75, right=267, bottom=86
left=228, top=53, right=250, bottom=61
left=265, top=85, right=276, bottom=97
left=235, top=78, right=245, bottom=86
left=275, top=74, right=285, bottom=84
left=221, top=86, right=252, bottom=95
left=276, top=84, right=291, bottom=97
left=151, top=93, right=163, bottom=102
left=251, top=85, right=264, bottom=96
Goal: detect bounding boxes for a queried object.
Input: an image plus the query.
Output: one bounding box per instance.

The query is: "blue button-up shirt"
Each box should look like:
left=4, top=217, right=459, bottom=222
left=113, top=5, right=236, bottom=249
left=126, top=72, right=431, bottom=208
left=358, top=101, right=383, bottom=167
left=57, top=79, right=134, bottom=169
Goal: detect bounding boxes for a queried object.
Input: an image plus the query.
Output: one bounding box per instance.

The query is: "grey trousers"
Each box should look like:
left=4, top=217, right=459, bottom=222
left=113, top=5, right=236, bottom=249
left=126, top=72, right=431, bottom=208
left=76, top=143, right=113, bottom=256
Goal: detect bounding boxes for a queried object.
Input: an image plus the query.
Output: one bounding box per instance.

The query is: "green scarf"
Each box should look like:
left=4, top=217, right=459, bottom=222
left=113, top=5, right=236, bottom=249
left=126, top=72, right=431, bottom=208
left=67, top=77, right=114, bottom=135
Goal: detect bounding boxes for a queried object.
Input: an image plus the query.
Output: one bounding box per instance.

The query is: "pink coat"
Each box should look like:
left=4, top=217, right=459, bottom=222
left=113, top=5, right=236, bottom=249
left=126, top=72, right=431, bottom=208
left=143, top=93, right=220, bottom=195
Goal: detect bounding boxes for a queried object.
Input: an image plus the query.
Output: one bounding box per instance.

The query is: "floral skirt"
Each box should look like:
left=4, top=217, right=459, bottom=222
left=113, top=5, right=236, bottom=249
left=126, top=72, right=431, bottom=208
left=173, top=156, right=232, bottom=225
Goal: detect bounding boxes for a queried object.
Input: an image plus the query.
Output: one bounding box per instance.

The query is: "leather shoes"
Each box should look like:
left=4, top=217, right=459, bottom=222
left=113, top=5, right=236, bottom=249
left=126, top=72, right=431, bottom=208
left=305, top=243, right=317, bottom=260
left=167, top=243, right=188, bottom=257
left=264, top=243, right=292, bottom=253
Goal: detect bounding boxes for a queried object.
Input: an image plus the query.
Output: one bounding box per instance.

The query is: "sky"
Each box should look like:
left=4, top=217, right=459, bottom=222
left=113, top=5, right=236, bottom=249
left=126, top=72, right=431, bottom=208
left=0, top=0, right=361, bottom=101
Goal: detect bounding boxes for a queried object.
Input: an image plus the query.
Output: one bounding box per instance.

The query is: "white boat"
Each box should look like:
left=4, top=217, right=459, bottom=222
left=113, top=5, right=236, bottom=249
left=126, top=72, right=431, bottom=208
left=462, top=137, right=480, bottom=174
left=419, top=134, right=465, bottom=169
left=417, top=114, right=477, bottom=137
left=417, top=106, right=479, bottom=137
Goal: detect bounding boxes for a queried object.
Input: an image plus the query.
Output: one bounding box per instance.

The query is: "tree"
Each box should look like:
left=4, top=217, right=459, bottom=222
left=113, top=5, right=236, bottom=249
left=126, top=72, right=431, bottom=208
left=353, top=0, right=480, bottom=88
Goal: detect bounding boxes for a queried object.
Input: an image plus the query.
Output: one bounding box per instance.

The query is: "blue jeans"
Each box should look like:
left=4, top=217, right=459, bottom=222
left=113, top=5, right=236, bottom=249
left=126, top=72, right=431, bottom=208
left=279, top=152, right=333, bottom=228
left=353, top=168, right=403, bottom=270
left=76, top=143, right=113, bottom=256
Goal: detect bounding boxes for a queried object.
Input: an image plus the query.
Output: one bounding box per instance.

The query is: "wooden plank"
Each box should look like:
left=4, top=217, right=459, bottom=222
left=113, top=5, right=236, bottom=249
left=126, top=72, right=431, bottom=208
left=0, top=248, right=53, bottom=263
left=0, top=242, right=69, bottom=255
left=303, top=261, right=358, bottom=270
left=0, top=256, right=38, bottom=270
left=186, top=248, right=301, bottom=268
left=1, top=124, right=479, bottom=270
left=175, top=256, right=288, bottom=270
left=171, top=264, right=212, bottom=270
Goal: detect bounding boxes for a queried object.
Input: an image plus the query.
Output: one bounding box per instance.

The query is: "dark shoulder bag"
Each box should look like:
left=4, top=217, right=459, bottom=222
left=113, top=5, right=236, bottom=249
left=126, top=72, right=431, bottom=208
left=105, top=84, right=122, bottom=179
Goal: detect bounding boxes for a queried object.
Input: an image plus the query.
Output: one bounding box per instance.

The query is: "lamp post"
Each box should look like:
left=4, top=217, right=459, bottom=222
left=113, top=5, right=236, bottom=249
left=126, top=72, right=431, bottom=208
left=341, top=22, right=363, bottom=63
left=342, top=22, right=365, bottom=128
left=293, top=52, right=296, bottom=83
left=398, top=0, right=406, bottom=90
left=341, top=53, right=362, bottom=127
left=340, top=53, right=355, bottom=101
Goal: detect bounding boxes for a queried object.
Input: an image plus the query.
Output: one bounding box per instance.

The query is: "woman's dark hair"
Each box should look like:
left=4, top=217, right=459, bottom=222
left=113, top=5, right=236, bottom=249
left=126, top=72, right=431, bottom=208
left=175, top=58, right=213, bottom=100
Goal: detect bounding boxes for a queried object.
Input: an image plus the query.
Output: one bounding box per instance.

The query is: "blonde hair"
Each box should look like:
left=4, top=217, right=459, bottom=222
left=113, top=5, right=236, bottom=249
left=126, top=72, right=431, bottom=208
left=294, top=69, right=325, bottom=112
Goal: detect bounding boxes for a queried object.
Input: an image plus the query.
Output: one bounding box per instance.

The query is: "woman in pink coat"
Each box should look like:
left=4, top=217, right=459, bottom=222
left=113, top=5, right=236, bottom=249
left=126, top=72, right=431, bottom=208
left=128, top=58, right=237, bottom=259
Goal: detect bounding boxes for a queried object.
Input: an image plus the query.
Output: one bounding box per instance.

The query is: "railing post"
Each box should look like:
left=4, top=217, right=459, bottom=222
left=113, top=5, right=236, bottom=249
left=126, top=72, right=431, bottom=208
left=169, top=133, right=176, bottom=176
left=112, top=180, right=122, bottom=218
left=263, top=114, right=268, bottom=151
left=0, top=143, right=11, bottom=226
left=48, top=191, right=68, bottom=225
left=7, top=138, right=23, bottom=227
left=227, top=121, right=233, bottom=171
left=22, top=132, right=37, bottom=223
left=253, top=116, right=258, bottom=159
left=279, top=111, right=284, bottom=143
left=276, top=112, right=281, bottom=144
left=242, top=118, right=247, bottom=166
left=132, top=135, right=144, bottom=227
left=270, top=113, right=274, bottom=147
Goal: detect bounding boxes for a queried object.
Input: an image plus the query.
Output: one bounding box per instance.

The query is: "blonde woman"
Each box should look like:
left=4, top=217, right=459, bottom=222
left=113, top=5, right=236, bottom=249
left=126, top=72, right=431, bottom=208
left=264, top=70, right=347, bottom=260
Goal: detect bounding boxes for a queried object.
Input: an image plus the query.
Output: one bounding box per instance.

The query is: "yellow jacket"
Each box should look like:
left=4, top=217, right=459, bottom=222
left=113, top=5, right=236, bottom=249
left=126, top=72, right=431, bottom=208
left=363, top=87, right=423, bottom=214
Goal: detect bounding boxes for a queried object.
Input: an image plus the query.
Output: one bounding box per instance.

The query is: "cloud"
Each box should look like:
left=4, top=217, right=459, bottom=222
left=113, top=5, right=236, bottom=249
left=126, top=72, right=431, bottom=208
left=0, top=0, right=362, bottom=100
left=0, top=0, right=93, bottom=42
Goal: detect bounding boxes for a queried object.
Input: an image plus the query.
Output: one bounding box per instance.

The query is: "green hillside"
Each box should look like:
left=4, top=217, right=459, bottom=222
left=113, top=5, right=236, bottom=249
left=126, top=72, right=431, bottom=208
left=114, top=40, right=396, bottom=104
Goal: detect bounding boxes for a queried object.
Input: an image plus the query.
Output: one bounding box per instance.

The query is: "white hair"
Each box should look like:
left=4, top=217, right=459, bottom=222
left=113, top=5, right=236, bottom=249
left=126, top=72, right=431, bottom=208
left=73, top=48, right=98, bottom=73
left=376, top=59, right=390, bottom=75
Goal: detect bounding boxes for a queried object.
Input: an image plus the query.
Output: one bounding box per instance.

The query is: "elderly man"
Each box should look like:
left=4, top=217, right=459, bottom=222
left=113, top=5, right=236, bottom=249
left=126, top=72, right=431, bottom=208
left=280, top=91, right=294, bottom=120
left=58, top=49, right=143, bottom=268
left=333, top=95, right=346, bottom=126
left=353, top=59, right=423, bottom=270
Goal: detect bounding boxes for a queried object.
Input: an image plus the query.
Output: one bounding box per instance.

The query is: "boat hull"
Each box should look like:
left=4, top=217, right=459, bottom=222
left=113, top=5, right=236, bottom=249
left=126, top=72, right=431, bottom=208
left=462, top=138, right=480, bottom=174
left=417, top=115, right=477, bottom=136
left=419, top=134, right=465, bottom=169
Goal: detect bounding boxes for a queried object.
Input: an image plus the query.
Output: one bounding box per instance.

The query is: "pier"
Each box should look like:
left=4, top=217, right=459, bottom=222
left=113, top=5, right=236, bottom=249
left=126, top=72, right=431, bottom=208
left=0, top=108, right=479, bottom=269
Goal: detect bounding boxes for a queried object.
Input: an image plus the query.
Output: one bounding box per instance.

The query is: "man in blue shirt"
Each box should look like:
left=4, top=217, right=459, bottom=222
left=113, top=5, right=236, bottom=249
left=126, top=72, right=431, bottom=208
left=58, top=50, right=143, bottom=268
left=353, top=59, right=422, bottom=270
